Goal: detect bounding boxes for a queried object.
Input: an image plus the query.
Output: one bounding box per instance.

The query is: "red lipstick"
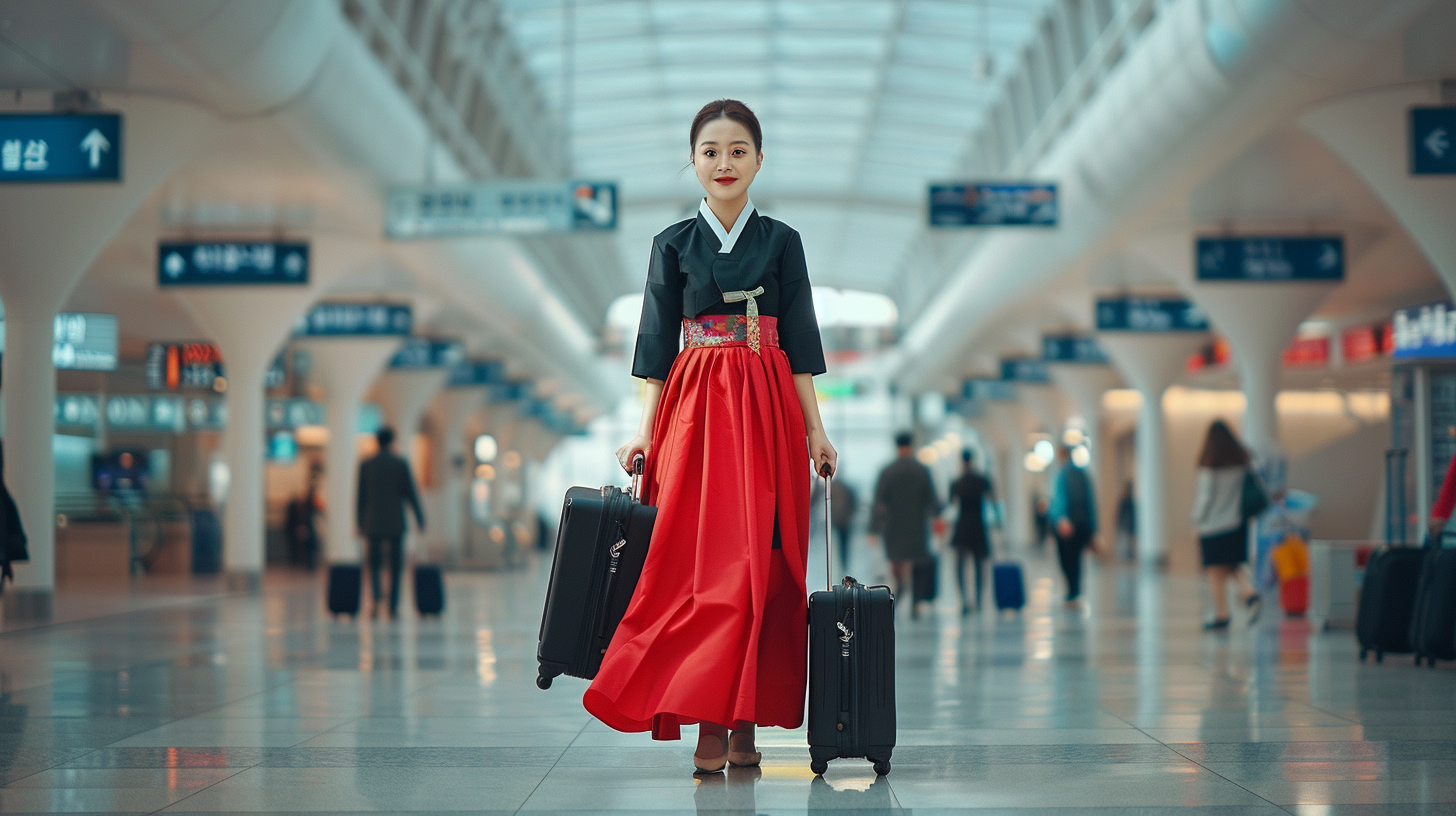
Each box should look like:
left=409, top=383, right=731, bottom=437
left=715, top=177, right=736, bottom=185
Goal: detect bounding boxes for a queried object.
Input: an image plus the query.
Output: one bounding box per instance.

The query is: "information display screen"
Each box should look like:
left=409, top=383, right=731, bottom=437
left=145, top=342, right=225, bottom=390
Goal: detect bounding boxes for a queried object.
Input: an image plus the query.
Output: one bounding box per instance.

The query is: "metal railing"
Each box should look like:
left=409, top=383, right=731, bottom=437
left=54, top=493, right=210, bottom=576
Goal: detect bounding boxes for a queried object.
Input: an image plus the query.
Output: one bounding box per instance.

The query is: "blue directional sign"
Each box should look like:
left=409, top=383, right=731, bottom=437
left=158, top=242, right=309, bottom=286
left=448, top=359, right=508, bottom=387
left=1001, top=359, right=1050, bottom=383
left=389, top=338, right=465, bottom=369
left=51, top=313, right=118, bottom=370
left=1195, top=236, right=1344, bottom=281
left=0, top=113, right=121, bottom=182
left=1096, top=298, right=1209, bottom=332
left=265, top=398, right=325, bottom=429
left=1043, top=334, right=1110, bottom=364
left=297, top=303, right=411, bottom=337
left=488, top=381, right=531, bottom=402
left=1412, top=107, right=1456, bottom=175
left=386, top=180, right=618, bottom=238
left=962, top=379, right=1018, bottom=402
left=929, top=183, right=1057, bottom=227
left=1392, top=302, right=1456, bottom=360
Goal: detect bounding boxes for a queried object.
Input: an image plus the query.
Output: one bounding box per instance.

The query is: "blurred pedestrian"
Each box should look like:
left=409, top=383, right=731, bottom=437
left=947, top=449, right=995, bottom=615
left=286, top=462, right=323, bottom=571
left=357, top=427, right=425, bottom=619
left=871, top=431, right=940, bottom=618
left=0, top=442, right=27, bottom=593
left=1116, top=480, right=1137, bottom=561
left=1049, top=444, right=1096, bottom=604
left=1031, top=491, right=1050, bottom=551
left=1191, top=420, right=1261, bottom=630
left=813, top=471, right=859, bottom=575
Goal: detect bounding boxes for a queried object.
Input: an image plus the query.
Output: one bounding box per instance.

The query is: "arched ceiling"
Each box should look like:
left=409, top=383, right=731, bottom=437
left=494, top=0, right=1061, bottom=296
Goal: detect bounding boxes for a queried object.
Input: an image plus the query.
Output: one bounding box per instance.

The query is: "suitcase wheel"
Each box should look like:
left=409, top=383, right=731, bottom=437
left=810, top=759, right=828, bottom=776
left=536, top=674, right=553, bottom=690
left=873, top=759, right=891, bottom=776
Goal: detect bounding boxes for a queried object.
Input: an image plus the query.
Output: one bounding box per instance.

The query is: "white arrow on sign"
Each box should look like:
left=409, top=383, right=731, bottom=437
left=1426, top=127, right=1450, bottom=160
left=79, top=128, right=111, bottom=169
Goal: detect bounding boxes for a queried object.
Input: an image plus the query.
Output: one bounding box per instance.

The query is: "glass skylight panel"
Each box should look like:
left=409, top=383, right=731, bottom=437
left=773, top=1, right=896, bottom=28
left=772, top=32, right=886, bottom=61
left=772, top=63, right=877, bottom=91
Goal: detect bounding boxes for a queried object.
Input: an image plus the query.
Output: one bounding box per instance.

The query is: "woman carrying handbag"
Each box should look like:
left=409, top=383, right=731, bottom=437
left=583, top=99, right=836, bottom=775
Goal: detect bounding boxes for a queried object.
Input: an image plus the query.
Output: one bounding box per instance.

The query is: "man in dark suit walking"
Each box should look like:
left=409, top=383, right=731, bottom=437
left=357, top=427, right=424, bottom=618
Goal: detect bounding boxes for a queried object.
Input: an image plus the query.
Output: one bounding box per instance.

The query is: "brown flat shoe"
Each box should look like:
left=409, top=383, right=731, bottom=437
left=727, top=728, right=761, bottom=768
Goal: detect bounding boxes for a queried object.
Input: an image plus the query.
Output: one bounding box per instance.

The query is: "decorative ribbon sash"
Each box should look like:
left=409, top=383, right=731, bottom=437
left=721, top=286, right=765, bottom=353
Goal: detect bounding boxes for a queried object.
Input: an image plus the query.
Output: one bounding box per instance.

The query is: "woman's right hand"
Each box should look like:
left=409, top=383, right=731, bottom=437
left=616, top=434, right=650, bottom=474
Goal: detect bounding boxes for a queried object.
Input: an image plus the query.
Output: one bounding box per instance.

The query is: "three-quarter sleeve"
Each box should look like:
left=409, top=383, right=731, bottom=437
left=631, top=236, right=685, bottom=381
left=776, top=231, right=827, bottom=375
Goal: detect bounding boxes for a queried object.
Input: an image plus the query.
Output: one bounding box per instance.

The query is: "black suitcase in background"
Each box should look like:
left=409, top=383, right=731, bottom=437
left=536, top=456, right=655, bottom=689
left=1356, top=546, right=1424, bottom=662
left=1409, top=544, right=1456, bottom=667
left=808, top=468, right=895, bottom=777
left=414, top=564, right=445, bottom=616
left=327, top=564, right=362, bottom=617
left=912, top=556, right=938, bottom=603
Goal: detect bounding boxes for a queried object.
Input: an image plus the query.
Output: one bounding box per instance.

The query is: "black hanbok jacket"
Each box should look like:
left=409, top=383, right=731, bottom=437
left=632, top=208, right=826, bottom=381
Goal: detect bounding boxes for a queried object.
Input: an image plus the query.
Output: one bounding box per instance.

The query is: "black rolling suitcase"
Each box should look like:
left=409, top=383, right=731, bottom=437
left=536, top=456, right=655, bottom=689
left=414, top=564, right=444, bottom=616
left=1356, top=546, right=1424, bottom=661
left=809, top=467, right=896, bottom=777
left=327, top=564, right=362, bottom=617
left=1409, top=540, right=1456, bottom=667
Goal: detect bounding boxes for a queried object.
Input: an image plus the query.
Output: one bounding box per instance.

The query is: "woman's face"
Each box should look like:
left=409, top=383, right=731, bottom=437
left=693, top=117, right=761, bottom=204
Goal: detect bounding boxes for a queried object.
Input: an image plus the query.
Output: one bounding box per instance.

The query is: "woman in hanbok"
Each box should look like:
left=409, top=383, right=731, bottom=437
left=583, top=99, right=836, bottom=774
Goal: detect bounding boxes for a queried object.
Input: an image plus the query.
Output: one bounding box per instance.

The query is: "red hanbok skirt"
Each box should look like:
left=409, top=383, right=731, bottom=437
left=583, top=315, right=810, bottom=739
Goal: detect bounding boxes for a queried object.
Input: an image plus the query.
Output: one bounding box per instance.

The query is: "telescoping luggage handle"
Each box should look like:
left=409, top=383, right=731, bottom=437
left=820, top=463, right=833, bottom=591
left=630, top=453, right=645, bottom=501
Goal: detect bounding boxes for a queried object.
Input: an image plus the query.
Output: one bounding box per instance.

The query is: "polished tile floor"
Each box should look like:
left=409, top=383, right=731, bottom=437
left=2, top=542, right=1455, bottom=815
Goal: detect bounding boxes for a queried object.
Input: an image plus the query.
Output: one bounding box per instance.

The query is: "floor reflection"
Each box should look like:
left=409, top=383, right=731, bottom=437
left=693, top=765, right=760, bottom=814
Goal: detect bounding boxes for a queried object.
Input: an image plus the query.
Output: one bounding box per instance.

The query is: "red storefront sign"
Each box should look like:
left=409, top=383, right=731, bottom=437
left=1282, top=335, right=1330, bottom=368
left=1341, top=322, right=1393, bottom=364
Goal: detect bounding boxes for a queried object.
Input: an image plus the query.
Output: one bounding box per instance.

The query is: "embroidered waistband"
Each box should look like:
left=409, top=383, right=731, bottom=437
left=683, top=315, right=780, bottom=350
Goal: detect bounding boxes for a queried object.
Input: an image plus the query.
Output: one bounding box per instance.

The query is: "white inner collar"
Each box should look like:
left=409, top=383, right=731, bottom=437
left=700, top=197, right=756, bottom=254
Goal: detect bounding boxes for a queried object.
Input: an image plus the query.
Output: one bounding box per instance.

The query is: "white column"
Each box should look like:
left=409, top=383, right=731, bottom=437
left=299, top=338, right=404, bottom=564
left=428, top=388, right=484, bottom=563
left=1098, top=333, right=1208, bottom=568
left=376, top=368, right=451, bottom=447
left=986, top=399, right=1033, bottom=551
left=1189, top=282, right=1335, bottom=466
left=0, top=98, right=214, bottom=616
left=1302, top=85, right=1456, bottom=295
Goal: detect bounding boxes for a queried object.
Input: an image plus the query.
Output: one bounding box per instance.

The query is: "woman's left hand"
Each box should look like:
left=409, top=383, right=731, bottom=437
left=809, top=429, right=838, bottom=477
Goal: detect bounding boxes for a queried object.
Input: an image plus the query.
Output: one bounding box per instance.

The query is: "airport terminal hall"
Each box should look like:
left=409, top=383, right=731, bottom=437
left=7, top=1, right=1456, bottom=814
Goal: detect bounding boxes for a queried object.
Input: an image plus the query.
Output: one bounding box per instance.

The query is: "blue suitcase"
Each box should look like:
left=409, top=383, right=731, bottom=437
left=993, top=562, right=1025, bottom=611
left=414, top=564, right=445, bottom=616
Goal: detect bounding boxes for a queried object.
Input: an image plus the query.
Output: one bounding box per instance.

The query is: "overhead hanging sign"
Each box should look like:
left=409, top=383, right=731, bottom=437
left=1195, top=236, right=1344, bottom=281
left=266, top=398, right=325, bottom=429
left=158, top=241, right=309, bottom=286
left=1393, top=302, right=1456, bottom=360
left=928, top=182, right=1057, bottom=227
left=448, top=359, right=508, bottom=387
left=0, top=113, right=121, bottom=182
left=52, top=312, right=118, bottom=370
left=55, top=394, right=220, bottom=433
left=962, top=379, right=1017, bottom=402
left=1096, top=297, right=1209, bottom=332
left=145, top=342, right=225, bottom=390
left=1042, top=334, right=1109, bottom=364
left=297, top=303, right=411, bottom=337
left=1412, top=107, right=1456, bottom=175
left=1000, top=358, right=1050, bottom=383
left=389, top=338, right=466, bottom=370
left=386, top=180, right=618, bottom=238
left=488, top=381, right=531, bottom=402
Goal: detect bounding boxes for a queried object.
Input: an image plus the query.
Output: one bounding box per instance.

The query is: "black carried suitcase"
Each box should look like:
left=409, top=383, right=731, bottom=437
left=912, top=556, right=938, bottom=603
left=1409, top=540, right=1456, bottom=667
left=414, top=564, right=444, bottom=616
left=536, top=456, right=655, bottom=689
left=809, top=467, right=895, bottom=777
left=327, top=564, right=362, bottom=617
